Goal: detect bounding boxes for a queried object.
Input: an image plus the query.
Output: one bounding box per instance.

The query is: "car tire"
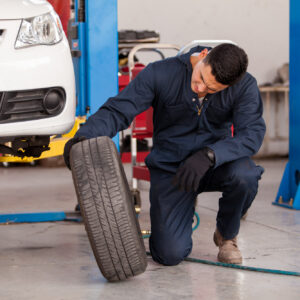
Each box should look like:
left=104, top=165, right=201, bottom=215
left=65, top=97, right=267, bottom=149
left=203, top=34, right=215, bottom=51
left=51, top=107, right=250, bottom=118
left=70, top=136, right=147, bottom=282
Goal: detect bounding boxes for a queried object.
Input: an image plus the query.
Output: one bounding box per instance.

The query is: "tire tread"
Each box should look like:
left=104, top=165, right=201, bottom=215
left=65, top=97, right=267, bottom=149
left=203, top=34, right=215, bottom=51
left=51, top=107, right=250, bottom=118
left=70, top=136, right=147, bottom=282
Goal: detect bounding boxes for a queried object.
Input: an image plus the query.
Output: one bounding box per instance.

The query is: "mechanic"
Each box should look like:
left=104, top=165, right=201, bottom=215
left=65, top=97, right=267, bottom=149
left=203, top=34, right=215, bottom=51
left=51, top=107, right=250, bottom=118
left=64, top=43, right=266, bottom=266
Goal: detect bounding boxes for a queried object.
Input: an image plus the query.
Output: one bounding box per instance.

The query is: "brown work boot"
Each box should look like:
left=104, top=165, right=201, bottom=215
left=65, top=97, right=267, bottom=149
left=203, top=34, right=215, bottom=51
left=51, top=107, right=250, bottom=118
left=213, top=229, right=242, bottom=264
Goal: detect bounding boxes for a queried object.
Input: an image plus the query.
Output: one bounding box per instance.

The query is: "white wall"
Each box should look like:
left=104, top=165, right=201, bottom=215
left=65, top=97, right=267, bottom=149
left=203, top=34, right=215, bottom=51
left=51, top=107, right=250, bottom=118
left=118, top=0, right=289, bottom=85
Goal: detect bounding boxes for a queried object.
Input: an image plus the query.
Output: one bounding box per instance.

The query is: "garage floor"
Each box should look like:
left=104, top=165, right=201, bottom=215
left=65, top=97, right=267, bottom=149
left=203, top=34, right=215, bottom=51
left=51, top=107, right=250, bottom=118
left=0, top=158, right=299, bottom=300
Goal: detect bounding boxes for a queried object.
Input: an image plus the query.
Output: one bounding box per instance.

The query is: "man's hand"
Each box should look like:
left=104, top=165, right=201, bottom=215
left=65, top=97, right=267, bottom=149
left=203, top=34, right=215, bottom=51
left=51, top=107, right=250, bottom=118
left=173, top=148, right=215, bottom=192
left=63, top=136, right=86, bottom=170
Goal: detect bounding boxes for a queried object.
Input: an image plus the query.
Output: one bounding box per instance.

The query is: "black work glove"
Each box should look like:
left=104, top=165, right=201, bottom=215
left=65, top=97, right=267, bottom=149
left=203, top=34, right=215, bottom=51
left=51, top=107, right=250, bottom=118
left=63, top=136, right=86, bottom=170
left=173, top=148, right=215, bottom=192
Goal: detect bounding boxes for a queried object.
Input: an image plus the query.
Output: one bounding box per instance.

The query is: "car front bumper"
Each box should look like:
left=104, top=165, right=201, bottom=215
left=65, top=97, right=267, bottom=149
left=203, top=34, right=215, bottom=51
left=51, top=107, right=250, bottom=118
left=0, top=19, right=76, bottom=137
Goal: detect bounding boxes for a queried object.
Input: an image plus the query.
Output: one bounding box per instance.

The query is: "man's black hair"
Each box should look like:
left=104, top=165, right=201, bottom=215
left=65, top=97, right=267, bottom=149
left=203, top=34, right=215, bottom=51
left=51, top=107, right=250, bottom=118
left=203, top=43, right=248, bottom=86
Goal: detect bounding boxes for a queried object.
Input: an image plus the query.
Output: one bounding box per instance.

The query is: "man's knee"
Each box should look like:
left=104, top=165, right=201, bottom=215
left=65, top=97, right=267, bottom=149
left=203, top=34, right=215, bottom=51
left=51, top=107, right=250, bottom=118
left=232, top=171, right=258, bottom=192
left=227, top=159, right=264, bottom=193
left=149, top=235, right=192, bottom=266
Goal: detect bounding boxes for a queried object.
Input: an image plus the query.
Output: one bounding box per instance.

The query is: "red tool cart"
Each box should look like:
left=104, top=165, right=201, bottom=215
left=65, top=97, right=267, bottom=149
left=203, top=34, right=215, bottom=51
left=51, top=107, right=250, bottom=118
left=122, top=44, right=181, bottom=208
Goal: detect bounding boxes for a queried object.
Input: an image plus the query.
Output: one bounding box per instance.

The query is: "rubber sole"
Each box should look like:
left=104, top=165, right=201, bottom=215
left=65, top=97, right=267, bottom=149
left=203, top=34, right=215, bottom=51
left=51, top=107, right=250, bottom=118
left=70, top=136, right=147, bottom=281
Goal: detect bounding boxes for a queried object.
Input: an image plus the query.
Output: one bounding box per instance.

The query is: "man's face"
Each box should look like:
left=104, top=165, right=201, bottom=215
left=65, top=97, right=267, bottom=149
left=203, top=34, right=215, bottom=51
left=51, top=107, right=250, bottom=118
left=191, top=60, right=228, bottom=97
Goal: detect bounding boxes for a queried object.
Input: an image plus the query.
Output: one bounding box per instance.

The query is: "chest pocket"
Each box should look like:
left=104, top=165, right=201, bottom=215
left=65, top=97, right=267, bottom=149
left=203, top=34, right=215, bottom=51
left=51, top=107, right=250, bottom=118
left=165, top=103, right=196, bottom=126
left=205, top=103, right=232, bottom=126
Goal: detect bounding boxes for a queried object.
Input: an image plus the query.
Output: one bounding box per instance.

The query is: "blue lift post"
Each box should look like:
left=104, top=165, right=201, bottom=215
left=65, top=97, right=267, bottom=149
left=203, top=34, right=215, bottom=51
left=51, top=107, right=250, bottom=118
left=0, top=0, right=118, bottom=224
left=72, top=0, right=119, bottom=146
left=273, top=0, right=300, bottom=210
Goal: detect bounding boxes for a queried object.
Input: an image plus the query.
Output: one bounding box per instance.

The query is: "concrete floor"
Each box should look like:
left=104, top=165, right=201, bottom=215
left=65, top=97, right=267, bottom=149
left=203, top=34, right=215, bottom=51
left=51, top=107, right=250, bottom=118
left=0, top=158, right=299, bottom=300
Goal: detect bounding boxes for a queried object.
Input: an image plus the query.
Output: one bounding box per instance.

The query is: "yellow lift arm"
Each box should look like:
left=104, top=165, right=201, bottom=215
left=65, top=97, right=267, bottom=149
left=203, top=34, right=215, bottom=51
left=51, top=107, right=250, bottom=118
left=0, top=117, right=86, bottom=163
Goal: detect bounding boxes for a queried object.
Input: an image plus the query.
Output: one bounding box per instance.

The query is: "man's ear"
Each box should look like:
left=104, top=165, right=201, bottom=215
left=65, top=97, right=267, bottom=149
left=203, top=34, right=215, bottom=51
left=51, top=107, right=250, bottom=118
left=198, top=48, right=209, bottom=60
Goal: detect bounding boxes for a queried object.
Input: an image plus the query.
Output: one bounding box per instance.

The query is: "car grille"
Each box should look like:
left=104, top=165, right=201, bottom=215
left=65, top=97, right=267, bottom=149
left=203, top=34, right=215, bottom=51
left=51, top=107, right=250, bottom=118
left=0, top=88, right=65, bottom=123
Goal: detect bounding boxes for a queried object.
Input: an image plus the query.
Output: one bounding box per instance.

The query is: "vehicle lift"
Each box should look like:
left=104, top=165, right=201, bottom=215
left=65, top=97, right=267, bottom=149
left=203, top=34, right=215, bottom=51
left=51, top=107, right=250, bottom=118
left=273, top=0, right=300, bottom=210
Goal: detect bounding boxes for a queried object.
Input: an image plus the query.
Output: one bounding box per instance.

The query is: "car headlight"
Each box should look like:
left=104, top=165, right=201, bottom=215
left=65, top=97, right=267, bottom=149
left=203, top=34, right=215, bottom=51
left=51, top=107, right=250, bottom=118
left=15, top=11, right=63, bottom=49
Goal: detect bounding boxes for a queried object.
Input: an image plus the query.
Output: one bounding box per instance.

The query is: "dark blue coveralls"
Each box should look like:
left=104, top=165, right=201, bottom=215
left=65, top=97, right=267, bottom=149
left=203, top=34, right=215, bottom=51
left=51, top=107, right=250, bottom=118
left=76, top=46, right=266, bottom=266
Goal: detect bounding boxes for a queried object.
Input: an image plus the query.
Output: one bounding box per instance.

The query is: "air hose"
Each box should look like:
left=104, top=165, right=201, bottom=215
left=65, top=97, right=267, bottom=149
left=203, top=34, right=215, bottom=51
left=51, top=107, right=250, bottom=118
left=142, top=212, right=300, bottom=277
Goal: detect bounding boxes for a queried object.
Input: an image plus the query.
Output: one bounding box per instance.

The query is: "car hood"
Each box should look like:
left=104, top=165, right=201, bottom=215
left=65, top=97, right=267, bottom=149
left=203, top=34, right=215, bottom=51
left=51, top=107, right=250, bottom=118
left=0, top=0, right=53, bottom=20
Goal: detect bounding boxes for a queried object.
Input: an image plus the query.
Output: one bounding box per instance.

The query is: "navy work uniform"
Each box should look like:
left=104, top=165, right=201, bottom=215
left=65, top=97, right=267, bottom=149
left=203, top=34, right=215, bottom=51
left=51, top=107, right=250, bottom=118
left=76, top=46, right=266, bottom=266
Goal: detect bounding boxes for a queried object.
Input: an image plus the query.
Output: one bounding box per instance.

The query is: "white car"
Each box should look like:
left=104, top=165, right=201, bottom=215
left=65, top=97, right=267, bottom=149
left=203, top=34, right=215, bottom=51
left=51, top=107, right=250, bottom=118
left=0, top=0, right=75, bottom=157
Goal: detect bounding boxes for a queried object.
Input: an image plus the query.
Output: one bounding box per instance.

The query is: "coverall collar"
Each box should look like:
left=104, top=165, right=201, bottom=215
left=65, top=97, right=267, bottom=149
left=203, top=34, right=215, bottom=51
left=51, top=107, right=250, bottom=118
left=177, top=45, right=212, bottom=71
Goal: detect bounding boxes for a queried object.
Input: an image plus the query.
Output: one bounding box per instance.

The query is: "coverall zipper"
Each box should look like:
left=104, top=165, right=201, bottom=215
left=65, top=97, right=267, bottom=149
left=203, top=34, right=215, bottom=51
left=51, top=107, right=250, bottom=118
left=196, top=98, right=207, bottom=116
